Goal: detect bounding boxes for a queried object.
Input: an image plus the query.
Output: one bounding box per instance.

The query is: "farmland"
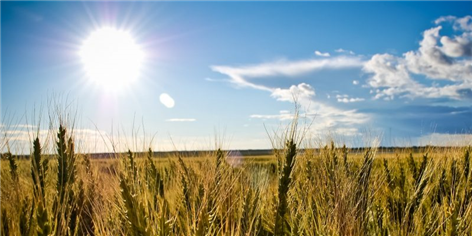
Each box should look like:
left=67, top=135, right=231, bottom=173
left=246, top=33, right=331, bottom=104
left=1, top=123, right=471, bottom=235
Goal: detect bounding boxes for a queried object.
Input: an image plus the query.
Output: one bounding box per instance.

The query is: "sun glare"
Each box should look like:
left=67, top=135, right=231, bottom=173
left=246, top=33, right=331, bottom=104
left=80, top=27, right=144, bottom=90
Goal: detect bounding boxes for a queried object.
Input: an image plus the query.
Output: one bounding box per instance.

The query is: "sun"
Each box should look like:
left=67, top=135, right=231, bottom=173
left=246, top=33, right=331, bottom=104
left=80, top=27, right=144, bottom=90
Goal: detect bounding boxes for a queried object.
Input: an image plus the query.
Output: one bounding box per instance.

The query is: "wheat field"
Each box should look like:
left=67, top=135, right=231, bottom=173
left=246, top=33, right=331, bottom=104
left=1, top=120, right=471, bottom=236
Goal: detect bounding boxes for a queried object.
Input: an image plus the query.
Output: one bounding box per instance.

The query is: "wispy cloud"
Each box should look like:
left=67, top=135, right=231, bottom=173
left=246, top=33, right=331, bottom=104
left=211, top=56, right=364, bottom=92
left=204, top=77, right=227, bottom=82
left=314, top=50, right=330, bottom=57
left=335, top=48, right=355, bottom=55
left=250, top=112, right=294, bottom=121
left=434, top=15, right=457, bottom=25
left=166, top=118, right=196, bottom=122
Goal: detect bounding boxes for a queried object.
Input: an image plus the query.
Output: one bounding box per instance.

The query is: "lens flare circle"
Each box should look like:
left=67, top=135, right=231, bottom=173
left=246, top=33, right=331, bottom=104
left=160, top=93, right=175, bottom=108
left=80, top=27, right=144, bottom=90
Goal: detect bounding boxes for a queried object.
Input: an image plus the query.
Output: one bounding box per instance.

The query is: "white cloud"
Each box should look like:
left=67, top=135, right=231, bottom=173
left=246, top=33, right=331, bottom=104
left=251, top=83, right=368, bottom=135
left=211, top=56, right=364, bottom=91
left=336, top=94, right=364, bottom=103
left=212, top=15, right=472, bottom=137
left=404, top=26, right=472, bottom=80
left=205, top=77, right=227, bottom=82
left=364, top=53, right=423, bottom=100
left=437, top=15, right=472, bottom=31
left=454, top=15, right=472, bottom=31
left=211, top=56, right=365, bottom=101
left=160, top=93, right=175, bottom=108
left=271, top=83, right=315, bottom=104
left=335, top=48, right=355, bottom=55
left=250, top=112, right=295, bottom=121
left=440, top=33, right=472, bottom=57
left=434, top=15, right=457, bottom=25
left=364, top=15, right=472, bottom=100
left=337, top=97, right=365, bottom=103
left=315, top=50, right=330, bottom=57
left=212, top=56, right=369, bottom=136
left=166, top=118, right=196, bottom=122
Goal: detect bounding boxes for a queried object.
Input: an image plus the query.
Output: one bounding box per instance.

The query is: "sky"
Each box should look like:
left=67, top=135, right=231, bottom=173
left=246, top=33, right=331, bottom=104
left=1, top=1, right=472, bottom=153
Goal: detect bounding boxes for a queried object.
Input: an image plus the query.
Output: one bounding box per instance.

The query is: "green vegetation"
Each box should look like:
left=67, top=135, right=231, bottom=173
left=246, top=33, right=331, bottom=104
left=1, top=120, right=471, bottom=235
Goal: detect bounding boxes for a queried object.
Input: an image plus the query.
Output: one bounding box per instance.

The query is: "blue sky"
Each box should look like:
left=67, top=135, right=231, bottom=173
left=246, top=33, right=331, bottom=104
left=1, top=2, right=472, bottom=152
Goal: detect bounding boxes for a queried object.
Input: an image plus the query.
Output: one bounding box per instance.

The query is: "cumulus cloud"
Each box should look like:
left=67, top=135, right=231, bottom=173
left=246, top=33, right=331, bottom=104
left=364, top=15, right=472, bottom=100
left=436, top=15, right=472, bottom=31
left=271, top=83, right=315, bottom=103
left=404, top=26, right=472, bottom=80
left=440, top=33, right=472, bottom=57
left=166, top=118, right=196, bottom=122
left=455, top=15, right=472, bottom=31
left=353, top=80, right=359, bottom=85
left=315, top=50, right=331, bottom=57
left=364, top=54, right=424, bottom=100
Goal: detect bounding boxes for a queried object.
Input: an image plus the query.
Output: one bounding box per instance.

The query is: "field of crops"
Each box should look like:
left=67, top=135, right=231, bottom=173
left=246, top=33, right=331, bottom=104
left=1, top=124, right=471, bottom=236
